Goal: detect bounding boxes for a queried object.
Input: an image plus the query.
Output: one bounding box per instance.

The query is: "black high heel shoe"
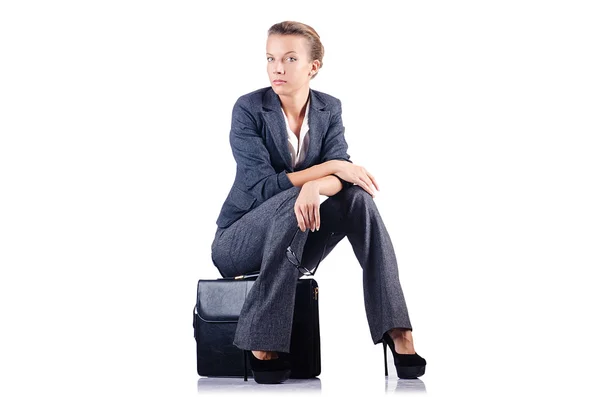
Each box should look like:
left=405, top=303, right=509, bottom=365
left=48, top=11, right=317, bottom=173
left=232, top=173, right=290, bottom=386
left=243, top=350, right=291, bottom=384
left=381, top=332, right=427, bottom=379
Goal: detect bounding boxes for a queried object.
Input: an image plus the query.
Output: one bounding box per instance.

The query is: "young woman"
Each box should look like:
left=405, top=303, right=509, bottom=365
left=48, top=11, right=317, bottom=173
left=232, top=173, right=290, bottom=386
left=211, top=21, right=426, bottom=384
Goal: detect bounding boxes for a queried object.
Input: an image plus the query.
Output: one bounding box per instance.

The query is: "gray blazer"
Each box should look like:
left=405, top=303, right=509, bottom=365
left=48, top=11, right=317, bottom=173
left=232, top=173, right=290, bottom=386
left=216, top=86, right=353, bottom=228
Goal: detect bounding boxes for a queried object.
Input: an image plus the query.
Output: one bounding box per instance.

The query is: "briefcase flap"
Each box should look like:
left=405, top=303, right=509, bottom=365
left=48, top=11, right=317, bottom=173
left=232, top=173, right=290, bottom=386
left=196, top=279, right=255, bottom=322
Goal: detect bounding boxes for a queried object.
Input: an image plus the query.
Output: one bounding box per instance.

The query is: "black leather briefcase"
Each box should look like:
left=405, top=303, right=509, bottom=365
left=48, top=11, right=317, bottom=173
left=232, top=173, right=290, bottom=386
left=193, top=276, right=321, bottom=379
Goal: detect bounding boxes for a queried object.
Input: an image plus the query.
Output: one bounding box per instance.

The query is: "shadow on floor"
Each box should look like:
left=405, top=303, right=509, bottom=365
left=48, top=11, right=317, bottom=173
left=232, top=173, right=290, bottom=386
left=197, top=376, right=322, bottom=393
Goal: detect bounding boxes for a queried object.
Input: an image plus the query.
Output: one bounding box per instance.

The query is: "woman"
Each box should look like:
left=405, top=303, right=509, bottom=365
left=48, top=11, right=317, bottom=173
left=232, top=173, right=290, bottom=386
left=211, top=21, right=426, bottom=384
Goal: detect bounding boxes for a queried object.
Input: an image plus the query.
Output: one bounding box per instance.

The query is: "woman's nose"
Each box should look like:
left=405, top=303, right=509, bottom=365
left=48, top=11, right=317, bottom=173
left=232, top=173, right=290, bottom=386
left=274, top=61, right=284, bottom=74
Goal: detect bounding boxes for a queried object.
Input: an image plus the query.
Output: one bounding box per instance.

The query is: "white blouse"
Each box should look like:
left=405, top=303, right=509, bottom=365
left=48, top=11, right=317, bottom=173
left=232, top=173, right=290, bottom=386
left=282, top=99, right=310, bottom=169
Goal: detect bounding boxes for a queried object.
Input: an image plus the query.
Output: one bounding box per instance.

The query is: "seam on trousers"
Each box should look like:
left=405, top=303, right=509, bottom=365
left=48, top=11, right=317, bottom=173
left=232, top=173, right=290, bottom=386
left=274, top=192, right=297, bottom=214
left=225, top=238, right=238, bottom=276
left=213, top=233, right=233, bottom=277
left=378, top=228, right=385, bottom=344
left=224, top=226, right=246, bottom=277
left=244, top=281, right=256, bottom=349
left=245, top=276, right=261, bottom=349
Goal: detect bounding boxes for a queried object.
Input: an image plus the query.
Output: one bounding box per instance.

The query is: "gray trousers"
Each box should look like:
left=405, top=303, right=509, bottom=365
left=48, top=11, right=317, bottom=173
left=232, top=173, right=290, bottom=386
left=211, top=185, right=412, bottom=353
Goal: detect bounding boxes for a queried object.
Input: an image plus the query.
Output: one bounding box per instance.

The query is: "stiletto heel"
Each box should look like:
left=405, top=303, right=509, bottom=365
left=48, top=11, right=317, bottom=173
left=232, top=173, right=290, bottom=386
left=243, top=350, right=248, bottom=382
left=383, top=342, right=388, bottom=376
left=381, top=332, right=427, bottom=379
left=245, top=350, right=291, bottom=384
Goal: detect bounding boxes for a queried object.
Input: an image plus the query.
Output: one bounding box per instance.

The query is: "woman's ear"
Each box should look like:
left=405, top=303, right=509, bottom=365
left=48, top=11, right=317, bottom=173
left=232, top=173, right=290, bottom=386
left=310, top=60, right=321, bottom=77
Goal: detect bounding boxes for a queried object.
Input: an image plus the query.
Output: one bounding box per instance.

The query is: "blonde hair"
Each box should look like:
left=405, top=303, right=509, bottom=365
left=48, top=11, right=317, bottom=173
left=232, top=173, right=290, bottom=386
left=268, top=21, right=324, bottom=79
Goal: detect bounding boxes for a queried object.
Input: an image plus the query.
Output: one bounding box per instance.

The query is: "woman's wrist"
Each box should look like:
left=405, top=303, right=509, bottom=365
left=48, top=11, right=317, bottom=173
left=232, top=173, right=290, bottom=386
left=331, top=173, right=346, bottom=186
left=309, top=175, right=343, bottom=196
left=324, top=160, right=342, bottom=175
left=303, top=179, right=321, bottom=194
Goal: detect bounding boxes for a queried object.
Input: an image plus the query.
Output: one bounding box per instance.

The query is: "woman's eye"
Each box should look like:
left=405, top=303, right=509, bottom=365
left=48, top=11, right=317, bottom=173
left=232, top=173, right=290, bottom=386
left=287, top=57, right=297, bottom=62
left=267, top=57, right=273, bottom=62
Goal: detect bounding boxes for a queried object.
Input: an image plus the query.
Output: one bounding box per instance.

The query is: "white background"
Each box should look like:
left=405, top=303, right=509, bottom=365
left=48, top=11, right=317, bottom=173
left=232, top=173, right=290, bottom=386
left=1, top=1, right=599, bottom=396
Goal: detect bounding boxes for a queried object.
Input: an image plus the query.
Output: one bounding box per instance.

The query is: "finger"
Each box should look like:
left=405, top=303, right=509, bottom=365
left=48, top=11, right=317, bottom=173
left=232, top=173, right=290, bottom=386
left=359, top=184, right=373, bottom=198
left=294, top=205, right=306, bottom=232
left=361, top=172, right=376, bottom=194
left=301, top=205, right=311, bottom=233
left=364, top=175, right=377, bottom=196
left=314, top=204, right=320, bottom=231
left=358, top=178, right=375, bottom=197
left=311, top=203, right=317, bottom=231
left=307, top=205, right=314, bottom=231
left=306, top=204, right=313, bottom=232
left=367, top=171, right=380, bottom=191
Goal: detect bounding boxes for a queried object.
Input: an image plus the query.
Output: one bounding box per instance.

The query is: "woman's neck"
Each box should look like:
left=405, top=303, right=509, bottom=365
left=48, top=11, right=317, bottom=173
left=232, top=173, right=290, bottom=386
left=279, top=87, right=310, bottom=120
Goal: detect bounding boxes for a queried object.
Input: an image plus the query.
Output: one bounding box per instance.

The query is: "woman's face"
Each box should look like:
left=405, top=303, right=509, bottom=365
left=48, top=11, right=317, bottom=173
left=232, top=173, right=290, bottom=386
left=266, top=34, right=317, bottom=97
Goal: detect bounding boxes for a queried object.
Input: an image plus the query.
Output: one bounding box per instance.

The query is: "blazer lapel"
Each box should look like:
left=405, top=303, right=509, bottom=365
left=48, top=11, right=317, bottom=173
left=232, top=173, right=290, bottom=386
left=296, top=89, right=329, bottom=170
left=261, top=89, right=293, bottom=171
left=260, top=88, right=330, bottom=172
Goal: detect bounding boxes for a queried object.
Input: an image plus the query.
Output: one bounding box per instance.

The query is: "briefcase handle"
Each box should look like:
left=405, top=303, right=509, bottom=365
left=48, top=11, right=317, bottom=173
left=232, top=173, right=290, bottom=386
left=220, top=270, right=260, bottom=280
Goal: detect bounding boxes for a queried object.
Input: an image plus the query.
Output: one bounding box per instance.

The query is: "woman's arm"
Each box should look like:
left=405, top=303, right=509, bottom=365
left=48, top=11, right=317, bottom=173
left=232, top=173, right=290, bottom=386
left=287, top=96, right=356, bottom=189
left=311, top=174, right=344, bottom=197
left=294, top=175, right=343, bottom=232
left=230, top=97, right=296, bottom=203
left=229, top=95, right=352, bottom=204
left=286, top=160, right=345, bottom=188
left=288, top=97, right=378, bottom=196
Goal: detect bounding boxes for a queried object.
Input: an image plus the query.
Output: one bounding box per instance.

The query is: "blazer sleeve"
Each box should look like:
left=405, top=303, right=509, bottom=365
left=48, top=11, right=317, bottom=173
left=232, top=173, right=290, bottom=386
left=320, top=98, right=354, bottom=189
left=229, top=97, right=294, bottom=203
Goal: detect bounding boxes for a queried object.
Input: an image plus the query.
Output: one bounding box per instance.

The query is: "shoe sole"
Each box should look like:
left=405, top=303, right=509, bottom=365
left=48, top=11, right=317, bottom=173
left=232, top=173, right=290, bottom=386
left=396, top=365, right=426, bottom=379
left=252, top=369, right=291, bottom=384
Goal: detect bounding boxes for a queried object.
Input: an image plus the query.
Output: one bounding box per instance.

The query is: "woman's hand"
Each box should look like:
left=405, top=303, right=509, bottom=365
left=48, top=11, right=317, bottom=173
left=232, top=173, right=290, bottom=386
left=335, top=162, right=380, bottom=197
left=294, top=181, right=321, bottom=232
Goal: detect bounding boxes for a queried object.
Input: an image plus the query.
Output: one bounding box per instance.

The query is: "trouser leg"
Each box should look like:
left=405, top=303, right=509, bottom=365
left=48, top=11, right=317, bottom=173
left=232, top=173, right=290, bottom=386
left=211, top=187, right=307, bottom=352
left=301, top=186, right=413, bottom=344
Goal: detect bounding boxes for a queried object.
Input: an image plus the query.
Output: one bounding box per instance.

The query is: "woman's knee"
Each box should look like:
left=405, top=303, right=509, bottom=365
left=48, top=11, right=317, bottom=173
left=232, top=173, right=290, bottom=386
left=274, top=186, right=302, bottom=213
left=283, top=186, right=302, bottom=198
left=345, top=185, right=375, bottom=205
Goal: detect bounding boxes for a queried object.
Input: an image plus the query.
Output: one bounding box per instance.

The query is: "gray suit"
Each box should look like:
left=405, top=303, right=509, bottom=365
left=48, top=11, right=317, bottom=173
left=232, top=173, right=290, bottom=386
left=211, top=87, right=412, bottom=353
